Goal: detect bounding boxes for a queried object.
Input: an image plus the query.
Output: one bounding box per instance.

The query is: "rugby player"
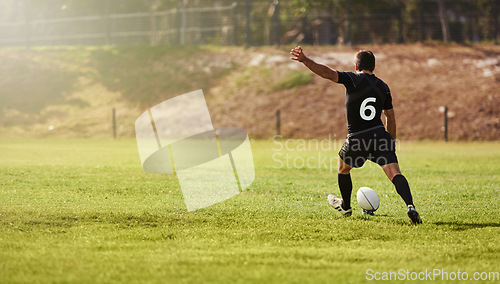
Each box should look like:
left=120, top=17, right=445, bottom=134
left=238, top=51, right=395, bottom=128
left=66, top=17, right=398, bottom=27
left=290, top=46, right=422, bottom=224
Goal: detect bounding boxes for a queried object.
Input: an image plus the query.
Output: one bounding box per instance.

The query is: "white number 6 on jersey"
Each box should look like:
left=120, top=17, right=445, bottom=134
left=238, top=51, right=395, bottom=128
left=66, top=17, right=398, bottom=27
left=360, top=97, right=376, bottom=121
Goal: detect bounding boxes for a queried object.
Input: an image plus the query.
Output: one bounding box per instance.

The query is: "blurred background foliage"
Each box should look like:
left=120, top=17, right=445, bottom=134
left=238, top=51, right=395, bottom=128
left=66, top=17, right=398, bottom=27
left=0, top=0, right=498, bottom=46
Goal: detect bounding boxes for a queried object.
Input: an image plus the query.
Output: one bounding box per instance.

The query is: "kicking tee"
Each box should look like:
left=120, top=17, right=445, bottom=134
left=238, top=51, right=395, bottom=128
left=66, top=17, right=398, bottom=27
left=337, top=72, right=393, bottom=135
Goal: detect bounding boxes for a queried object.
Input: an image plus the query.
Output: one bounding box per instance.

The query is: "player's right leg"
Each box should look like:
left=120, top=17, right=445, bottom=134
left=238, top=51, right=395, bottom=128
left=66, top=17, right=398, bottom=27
left=381, top=163, right=422, bottom=224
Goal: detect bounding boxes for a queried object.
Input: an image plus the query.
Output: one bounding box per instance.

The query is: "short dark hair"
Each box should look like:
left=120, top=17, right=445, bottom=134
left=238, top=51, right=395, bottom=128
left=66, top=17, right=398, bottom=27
left=355, top=50, right=375, bottom=72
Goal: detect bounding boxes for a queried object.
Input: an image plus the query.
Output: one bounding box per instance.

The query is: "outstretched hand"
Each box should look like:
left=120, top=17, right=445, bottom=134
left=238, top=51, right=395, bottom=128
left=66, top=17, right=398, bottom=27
left=290, top=46, right=306, bottom=62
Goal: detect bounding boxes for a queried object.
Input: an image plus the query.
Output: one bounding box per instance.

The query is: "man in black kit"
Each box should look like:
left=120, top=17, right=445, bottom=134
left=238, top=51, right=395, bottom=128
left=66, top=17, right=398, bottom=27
left=290, top=46, right=422, bottom=224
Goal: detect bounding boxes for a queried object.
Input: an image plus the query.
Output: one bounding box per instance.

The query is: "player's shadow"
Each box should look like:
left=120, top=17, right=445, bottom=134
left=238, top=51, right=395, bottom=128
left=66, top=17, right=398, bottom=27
left=354, top=216, right=500, bottom=229
left=354, top=214, right=392, bottom=220
left=432, top=221, right=500, bottom=231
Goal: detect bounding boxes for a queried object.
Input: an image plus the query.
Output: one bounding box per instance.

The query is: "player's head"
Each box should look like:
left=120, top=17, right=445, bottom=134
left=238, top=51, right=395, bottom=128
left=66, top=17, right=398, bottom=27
left=354, top=50, right=375, bottom=72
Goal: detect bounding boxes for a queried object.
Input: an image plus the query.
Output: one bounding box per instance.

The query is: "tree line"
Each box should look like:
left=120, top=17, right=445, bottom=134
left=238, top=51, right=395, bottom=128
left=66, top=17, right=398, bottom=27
left=0, top=0, right=497, bottom=45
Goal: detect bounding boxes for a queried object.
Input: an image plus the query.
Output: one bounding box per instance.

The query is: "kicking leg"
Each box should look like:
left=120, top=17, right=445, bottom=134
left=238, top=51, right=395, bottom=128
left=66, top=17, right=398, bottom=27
left=327, top=157, right=353, bottom=216
left=338, top=157, right=353, bottom=210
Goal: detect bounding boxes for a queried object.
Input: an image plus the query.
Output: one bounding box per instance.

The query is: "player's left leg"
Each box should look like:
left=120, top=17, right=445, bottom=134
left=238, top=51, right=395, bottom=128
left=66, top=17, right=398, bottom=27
left=338, top=157, right=353, bottom=210
left=330, top=135, right=367, bottom=217
left=327, top=157, right=353, bottom=216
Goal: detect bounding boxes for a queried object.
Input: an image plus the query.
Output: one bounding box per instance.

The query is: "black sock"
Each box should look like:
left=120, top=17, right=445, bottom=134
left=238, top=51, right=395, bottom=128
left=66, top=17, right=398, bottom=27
left=392, top=174, right=414, bottom=206
left=338, top=173, right=352, bottom=210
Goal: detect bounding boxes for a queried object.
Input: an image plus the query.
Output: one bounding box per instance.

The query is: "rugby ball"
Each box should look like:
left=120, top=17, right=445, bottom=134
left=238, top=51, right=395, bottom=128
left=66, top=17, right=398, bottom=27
left=357, top=187, right=380, bottom=212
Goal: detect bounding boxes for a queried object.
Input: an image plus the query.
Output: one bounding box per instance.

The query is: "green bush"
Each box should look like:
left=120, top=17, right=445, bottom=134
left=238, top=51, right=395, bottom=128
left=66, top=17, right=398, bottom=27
left=271, top=70, right=312, bottom=91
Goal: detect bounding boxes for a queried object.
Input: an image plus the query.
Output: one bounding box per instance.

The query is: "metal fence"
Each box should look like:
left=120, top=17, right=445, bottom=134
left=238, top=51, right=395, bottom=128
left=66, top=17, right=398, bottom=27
left=0, top=0, right=498, bottom=47
left=0, top=4, right=239, bottom=46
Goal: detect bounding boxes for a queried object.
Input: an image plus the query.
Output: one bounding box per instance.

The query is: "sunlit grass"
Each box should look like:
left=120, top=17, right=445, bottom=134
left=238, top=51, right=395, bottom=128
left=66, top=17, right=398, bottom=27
left=0, top=139, right=498, bottom=283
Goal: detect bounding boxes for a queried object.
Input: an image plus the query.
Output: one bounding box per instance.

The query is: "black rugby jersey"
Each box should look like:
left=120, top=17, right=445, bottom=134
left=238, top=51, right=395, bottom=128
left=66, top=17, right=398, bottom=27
left=337, top=71, right=393, bottom=135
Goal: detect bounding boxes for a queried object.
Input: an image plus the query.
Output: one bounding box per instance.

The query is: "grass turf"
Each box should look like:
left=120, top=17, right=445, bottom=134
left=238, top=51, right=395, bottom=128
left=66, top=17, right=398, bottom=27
left=0, top=138, right=498, bottom=283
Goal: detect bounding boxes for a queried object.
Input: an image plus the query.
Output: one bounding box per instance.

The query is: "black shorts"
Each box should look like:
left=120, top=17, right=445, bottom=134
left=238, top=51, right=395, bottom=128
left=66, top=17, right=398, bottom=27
left=338, top=127, right=398, bottom=168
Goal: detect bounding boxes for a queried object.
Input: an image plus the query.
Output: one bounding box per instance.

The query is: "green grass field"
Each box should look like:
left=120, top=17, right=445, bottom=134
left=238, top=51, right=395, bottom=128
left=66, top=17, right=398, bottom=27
left=0, top=138, right=498, bottom=283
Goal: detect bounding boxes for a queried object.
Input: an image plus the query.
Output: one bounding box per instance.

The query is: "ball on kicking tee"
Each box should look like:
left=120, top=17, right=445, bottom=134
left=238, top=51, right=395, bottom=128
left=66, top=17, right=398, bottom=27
left=357, top=187, right=380, bottom=215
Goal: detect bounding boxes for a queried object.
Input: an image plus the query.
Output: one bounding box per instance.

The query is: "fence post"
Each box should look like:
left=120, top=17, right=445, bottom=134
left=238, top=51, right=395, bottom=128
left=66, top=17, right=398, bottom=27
left=22, top=0, right=30, bottom=49
left=181, top=0, right=187, bottom=45
left=440, top=106, right=448, bottom=142
left=495, top=0, right=499, bottom=44
left=444, top=106, right=448, bottom=142
left=419, top=0, right=424, bottom=42
left=346, top=0, right=351, bottom=45
left=104, top=0, right=111, bottom=45
left=232, top=2, right=238, bottom=45
left=271, top=0, right=280, bottom=46
left=176, top=3, right=181, bottom=43
left=276, top=110, right=281, bottom=137
left=245, top=0, right=251, bottom=47
left=150, top=7, right=157, bottom=45
left=397, top=2, right=403, bottom=43
left=112, top=108, right=117, bottom=139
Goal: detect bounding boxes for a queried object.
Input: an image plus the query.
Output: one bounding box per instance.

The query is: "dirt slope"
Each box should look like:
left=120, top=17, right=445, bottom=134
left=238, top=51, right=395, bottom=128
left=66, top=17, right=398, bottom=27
left=0, top=44, right=498, bottom=140
left=208, top=44, right=500, bottom=140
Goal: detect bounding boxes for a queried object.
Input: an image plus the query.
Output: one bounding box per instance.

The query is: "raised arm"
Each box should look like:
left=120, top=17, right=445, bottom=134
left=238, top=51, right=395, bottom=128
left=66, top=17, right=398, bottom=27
left=290, top=46, right=339, bottom=83
left=383, top=108, right=397, bottom=139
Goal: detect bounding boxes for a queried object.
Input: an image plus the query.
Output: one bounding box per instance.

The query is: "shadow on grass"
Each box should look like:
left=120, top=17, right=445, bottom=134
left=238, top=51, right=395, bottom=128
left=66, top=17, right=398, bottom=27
left=353, top=216, right=500, bottom=229
left=432, top=221, right=500, bottom=231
